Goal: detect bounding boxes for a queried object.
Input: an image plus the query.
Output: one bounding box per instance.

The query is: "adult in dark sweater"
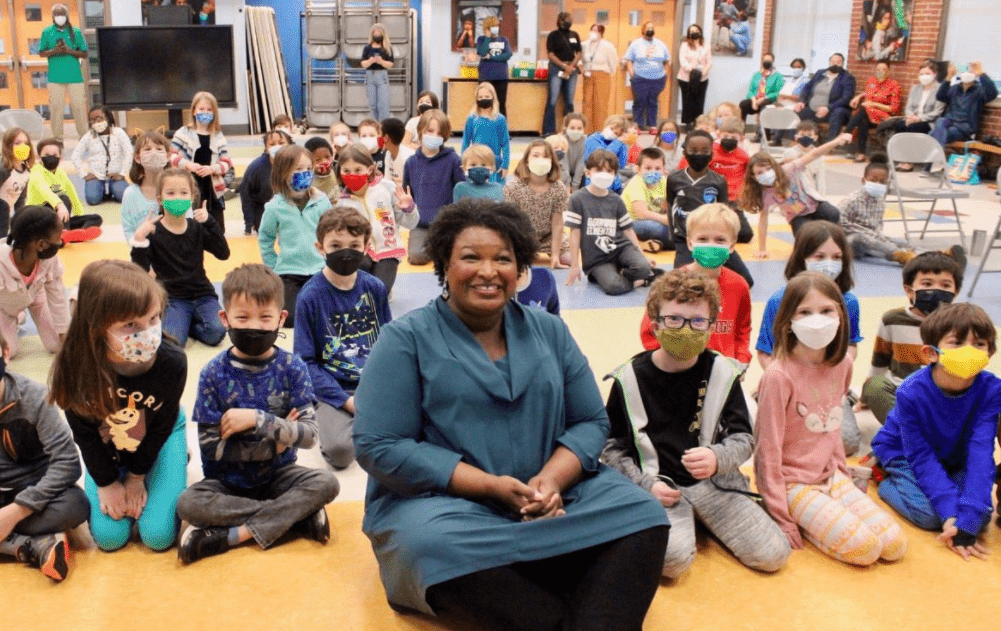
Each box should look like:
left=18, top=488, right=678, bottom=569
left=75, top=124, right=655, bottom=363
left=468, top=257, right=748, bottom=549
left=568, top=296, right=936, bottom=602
left=542, top=12, right=583, bottom=135
left=477, top=15, right=513, bottom=116
left=795, top=53, right=857, bottom=141
left=931, top=61, right=998, bottom=146
left=239, top=130, right=291, bottom=234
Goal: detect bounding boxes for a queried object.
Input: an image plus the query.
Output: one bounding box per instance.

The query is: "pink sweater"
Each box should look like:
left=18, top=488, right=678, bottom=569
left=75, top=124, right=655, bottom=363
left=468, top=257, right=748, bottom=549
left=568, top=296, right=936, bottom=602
left=754, top=354, right=852, bottom=534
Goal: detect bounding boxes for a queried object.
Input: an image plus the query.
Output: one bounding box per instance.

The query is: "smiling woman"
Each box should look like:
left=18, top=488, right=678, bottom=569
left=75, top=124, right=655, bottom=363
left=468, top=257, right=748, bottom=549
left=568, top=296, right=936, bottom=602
left=352, top=198, right=670, bottom=630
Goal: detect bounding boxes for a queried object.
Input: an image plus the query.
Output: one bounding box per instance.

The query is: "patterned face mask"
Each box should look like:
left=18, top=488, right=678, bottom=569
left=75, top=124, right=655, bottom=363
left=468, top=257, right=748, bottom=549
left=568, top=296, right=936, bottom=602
left=110, top=323, right=162, bottom=363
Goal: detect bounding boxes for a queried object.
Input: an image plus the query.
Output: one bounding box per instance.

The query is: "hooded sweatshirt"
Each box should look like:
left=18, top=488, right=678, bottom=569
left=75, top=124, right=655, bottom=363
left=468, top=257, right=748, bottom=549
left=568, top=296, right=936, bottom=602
left=403, top=146, right=465, bottom=227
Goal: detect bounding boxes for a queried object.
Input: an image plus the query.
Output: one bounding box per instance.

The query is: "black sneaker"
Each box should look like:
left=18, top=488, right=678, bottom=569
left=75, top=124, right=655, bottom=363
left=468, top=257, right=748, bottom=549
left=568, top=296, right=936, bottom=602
left=643, top=267, right=666, bottom=287
left=293, top=507, right=330, bottom=544
left=15, top=533, right=69, bottom=582
left=178, top=525, right=230, bottom=564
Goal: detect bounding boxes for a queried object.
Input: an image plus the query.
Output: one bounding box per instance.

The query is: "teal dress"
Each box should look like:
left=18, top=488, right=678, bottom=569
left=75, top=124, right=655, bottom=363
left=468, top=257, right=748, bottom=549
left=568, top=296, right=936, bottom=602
left=354, top=298, right=667, bottom=614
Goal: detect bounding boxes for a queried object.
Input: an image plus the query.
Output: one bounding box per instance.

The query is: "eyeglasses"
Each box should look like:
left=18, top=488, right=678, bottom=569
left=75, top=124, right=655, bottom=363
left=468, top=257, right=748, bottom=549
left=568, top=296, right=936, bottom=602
left=653, top=315, right=715, bottom=331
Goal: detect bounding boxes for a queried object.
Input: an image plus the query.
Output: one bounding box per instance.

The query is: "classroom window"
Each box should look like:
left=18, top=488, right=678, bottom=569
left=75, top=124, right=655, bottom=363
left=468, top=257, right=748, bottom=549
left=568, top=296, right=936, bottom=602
left=25, top=4, right=42, bottom=21
left=31, top=71, right=47, bottom=89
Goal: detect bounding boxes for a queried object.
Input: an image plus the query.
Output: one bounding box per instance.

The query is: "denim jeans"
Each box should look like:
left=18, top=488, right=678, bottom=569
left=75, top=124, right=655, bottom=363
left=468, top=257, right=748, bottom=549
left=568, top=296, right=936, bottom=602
left=543, top=70, right=578, bottom=135
left=930, top=118, right=970, bottom=146
left=632, top=219, right=672, bottom=247
left=366, top=69, right=391, bottom=121
left=176, top=464, right=340, bottom=549
left=163, top=294, right=226, bottom=347
left=84, top=178, right=129, bottom=205
left=877, top=458, right=990, bottom=532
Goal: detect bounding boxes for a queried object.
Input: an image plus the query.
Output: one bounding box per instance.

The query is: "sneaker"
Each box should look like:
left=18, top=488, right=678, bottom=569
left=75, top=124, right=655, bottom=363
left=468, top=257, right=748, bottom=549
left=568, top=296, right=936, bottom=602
left=61, top=226, right=102, bottom=243
left=293, top=507, right=330, bottom=544
left=947, top=244, right=967, bottom=271
left=178, top=525, right=230, bottom=564
left=643, top=267, right=666, bottom=287
left=889, top=249, right=916, bottom=265
left=15, top=533, right=69, bottom=582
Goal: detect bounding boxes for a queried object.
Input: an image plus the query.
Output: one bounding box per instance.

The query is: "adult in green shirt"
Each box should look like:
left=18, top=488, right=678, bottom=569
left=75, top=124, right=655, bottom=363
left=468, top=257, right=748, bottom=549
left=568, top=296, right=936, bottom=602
left=39, top=5, right=89, bottom=142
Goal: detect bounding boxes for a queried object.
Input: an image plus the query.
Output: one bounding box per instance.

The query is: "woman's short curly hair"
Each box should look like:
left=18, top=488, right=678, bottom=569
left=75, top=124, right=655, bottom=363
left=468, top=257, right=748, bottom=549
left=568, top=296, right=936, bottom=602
left=425, top=198, right=540, bottom=285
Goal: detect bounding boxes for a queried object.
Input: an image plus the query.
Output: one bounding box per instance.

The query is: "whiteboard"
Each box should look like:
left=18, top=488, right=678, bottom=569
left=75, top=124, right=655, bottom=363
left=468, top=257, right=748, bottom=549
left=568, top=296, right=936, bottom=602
left=941, top=0, right=999, bottom=77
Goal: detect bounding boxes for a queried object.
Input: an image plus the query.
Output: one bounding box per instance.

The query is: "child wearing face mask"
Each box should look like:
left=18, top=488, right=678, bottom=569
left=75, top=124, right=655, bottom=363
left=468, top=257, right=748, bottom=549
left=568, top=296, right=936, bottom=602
left=504, top=140, right=570, bottom=268
left=0, top=128, right=36, bottom=238
left=329, top=122, right=354, bottom=160
left=454, top=144, right=504, bottom=202
left=259, top=145, right=333, bottom=328
left=123, top=131, right=175, bottom=244
left=131, top=168, right=230, bottom=347
left=622, top=147, right=671, bottom=252
left=294, top=207, right=391, bottom=469
left=582, top=115, right=628, bottom=193
left=755, top=221, right=862, bottom=454
left=605, top=268, right=789, bottom=578
left=70, top=105, right=132, bottom=205
left=403, top=109, right=464, bottom=265
left=779, top=120, right=821, bottom=187
left=380, top=117, right=414, bottom=187
left=0, top=206, right=70, bottom=358
left=654, top=120, right=682, bottom=172
left=544, top=134, right=570, bottom=187
left=357, top=119, right=387, bottom=175
left=870, top=302, right=1001, bottom=561
left=755, top=271, right=907, bottom=566
left=336, top=145, right=416, bottom=294
left=170, top=91, right=232, bottom=227
left=305, top=137, right=338, bottom=201
left=861, top=250, right=964, bottom=424
left=741, top=133, right=852, bottom=259
left=839, top=154, right=915, bottom=264
left=175, top=263, right=338, bottom=564
left=461, top=82, right=510, bottom=183
left=51, top=259, right=188, bottom=553
left=562, top=113, right=589, bottom=190
left=239, top=130, right=292, bottom=235
left=27, top=138, right=102, bottom=243
left=403, top=90, right=439, bottom=149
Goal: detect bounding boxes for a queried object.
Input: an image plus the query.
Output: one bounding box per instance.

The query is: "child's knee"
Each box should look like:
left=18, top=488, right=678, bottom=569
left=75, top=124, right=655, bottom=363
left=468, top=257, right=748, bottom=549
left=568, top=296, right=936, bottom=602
left=322, top=439, right=356, bottom=470
left=407, top=250, right=430, bottom=266
left=306, top=469, right=341, bottom=503
left=878, top=527, right=907, bottom=562
left=661, top=544, right=696, bottom=579
left=837, top=531, right=882, bottom=566
left=139, top=516, right=180, bottom=551
left=739, top=531, right=791, bottom=573
left=91, top=519, right=132, bottom=552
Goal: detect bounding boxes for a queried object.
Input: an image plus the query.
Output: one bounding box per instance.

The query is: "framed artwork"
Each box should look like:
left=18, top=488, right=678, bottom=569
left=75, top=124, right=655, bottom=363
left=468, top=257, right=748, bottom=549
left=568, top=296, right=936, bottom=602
left=452, top=1, right=518, bottom=52
left=712, top=0, right=756, bottom=57
left=857, top=0, right=912, bottom=62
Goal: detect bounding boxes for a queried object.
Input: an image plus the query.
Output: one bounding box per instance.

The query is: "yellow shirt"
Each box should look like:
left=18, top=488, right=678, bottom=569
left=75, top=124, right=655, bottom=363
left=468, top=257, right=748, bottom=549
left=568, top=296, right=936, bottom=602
left=26, top=164, right=85, bottom=215
left=621, top=173, right=668, bottom=220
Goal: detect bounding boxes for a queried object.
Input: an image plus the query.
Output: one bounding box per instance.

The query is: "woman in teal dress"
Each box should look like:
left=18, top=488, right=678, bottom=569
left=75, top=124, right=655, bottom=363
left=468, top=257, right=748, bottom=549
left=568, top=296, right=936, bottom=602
left=353, top=198, right=669, bottom=631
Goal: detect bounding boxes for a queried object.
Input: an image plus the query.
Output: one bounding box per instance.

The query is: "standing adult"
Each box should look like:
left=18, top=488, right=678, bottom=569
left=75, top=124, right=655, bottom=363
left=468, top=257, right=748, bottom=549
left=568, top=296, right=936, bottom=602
left=930, top=61, right=997, bottom=146
left=542, top=12, right=583, bottom=135
left=581, top=25, right=619, bottom=134
left=477, top=16, right=513, bottom=117
left=739, top=52, right=784, bottom=123
left=353, top=198, right=669, bottom=629
left=795, top=53, right=856, bottom=141
left=38, top=4, right=88, bottom=142
left=361, top=23, right=394, bottom=122
left=845, top=61, right=901, bottom=161
left=677, top=24, right=711, bottom=128
left=625, top=22, right=672, bottom=129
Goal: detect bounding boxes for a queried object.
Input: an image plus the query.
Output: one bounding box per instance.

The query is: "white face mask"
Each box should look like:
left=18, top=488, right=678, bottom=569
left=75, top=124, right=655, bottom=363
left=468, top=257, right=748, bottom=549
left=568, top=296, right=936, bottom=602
left=267, top=145, right=281, bottom=158
left=91, top=121, right=108, bottom=134
left=490, top=26, right=499, bottom=36
left=566, top=129, right=584, bottom=142
left=332, top=134, right=349, bottom=148
left=805, top=259, right=843, bottom=280
left=960, top=72, right=976, bottom=85
left=110, top=323, right=162, bottom=364
left=792, top=68, right=804, bottom=78
left=360, top=137, right=379, bottom=152
left=589, top=171, right=615, bottom=190
left=791, top=314, right=840, bottom=350
left=589, top=31, right=599, bottom=41
left=863, top=181, right=887, bottom=198
left=54, top=15, right=67, bottom=26
left=601, top=127, right=617, bottom=141
left=918, top=73, right=935, bottom=86
left=528, top=158, right=552, bottom=176
left=755, top=168, right=776, bottom=187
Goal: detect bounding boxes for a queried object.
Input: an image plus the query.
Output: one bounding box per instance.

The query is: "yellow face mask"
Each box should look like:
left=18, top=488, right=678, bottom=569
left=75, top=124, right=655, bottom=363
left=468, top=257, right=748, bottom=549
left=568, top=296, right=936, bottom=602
left=13, top=144, right=30, bottom=161
left=933, top=345, right=990, bottom=380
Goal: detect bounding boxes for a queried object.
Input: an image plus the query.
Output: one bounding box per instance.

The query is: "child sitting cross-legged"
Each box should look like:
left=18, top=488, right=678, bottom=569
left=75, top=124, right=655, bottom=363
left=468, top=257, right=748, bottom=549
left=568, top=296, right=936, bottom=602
left=839, top=154, right=918, bottom=265
left=871, top=302, right=1001, bottom=561
left=176, top=263, right=339, bottom=564
left=603, top=268, right=789, bottom=578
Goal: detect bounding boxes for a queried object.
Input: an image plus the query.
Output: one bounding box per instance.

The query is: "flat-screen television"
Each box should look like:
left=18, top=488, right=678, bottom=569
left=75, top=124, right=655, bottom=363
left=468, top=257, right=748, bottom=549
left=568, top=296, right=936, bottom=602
left=97, top=26, right=236, bottom=109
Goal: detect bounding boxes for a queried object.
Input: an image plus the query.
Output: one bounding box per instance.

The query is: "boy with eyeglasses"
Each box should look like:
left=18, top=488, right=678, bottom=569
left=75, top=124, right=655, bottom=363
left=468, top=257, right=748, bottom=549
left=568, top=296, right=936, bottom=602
left=602, top=267, right=789, bottom=579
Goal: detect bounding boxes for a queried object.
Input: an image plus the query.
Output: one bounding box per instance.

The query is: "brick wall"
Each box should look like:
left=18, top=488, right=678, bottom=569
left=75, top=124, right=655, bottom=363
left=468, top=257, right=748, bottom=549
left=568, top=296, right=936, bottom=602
left=760, top=0, right=775, bottom=55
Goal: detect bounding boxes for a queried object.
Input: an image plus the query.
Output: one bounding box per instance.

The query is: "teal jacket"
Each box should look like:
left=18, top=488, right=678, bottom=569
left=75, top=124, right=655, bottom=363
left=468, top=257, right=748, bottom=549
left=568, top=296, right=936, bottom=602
left=258, top=191, right=332, bottom=276
left=745, top=70, right=785, bottom=101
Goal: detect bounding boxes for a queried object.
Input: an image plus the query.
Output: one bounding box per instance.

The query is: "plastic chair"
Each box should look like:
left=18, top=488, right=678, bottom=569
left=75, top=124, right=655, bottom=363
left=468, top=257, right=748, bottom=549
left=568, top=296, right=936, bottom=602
left=886, top=133, right=969, bottom=248
left=758, top=107, right=799, bottom=157
left=965, top=169, right=1001, bottom=297
left=0, top=109, right=47, bottom=142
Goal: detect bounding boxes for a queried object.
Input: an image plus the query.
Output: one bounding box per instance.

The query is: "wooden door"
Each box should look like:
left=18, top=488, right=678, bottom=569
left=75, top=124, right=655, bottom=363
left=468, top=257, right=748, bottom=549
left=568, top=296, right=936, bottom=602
left=564, top=0, right=675, bottom=128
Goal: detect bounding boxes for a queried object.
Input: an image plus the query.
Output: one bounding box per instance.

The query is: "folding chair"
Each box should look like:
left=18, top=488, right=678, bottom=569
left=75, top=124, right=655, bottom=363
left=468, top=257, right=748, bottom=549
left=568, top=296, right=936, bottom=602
left=965, top=169, right=1001, bottom=297
left=0, top=109, right=46, bottom=142
left=886, top=133, right=969, bottom=249
left=757, top=107, right=799, bottom=158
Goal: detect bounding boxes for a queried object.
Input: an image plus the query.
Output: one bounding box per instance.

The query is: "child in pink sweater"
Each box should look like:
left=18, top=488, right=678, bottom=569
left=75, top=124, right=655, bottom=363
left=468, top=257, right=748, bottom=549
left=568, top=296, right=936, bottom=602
left=754, top=271, right=906, bottom=566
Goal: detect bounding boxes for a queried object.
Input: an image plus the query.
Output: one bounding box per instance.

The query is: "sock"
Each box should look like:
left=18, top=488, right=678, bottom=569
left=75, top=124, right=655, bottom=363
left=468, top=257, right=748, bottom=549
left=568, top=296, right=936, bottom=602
left=0, top=532, right=31, bottom=557
left=227, top=527, right=242, bottom=546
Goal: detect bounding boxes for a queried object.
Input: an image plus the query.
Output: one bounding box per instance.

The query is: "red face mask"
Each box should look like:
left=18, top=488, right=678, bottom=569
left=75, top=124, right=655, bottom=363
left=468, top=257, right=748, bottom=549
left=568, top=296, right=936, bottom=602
left=314, top=161, right=332, bottom=176
left=341, top=172, right=370, bottom=192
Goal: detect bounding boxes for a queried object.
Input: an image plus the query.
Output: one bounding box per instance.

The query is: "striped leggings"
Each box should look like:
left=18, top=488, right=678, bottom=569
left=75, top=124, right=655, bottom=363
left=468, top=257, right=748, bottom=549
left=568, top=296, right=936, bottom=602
left=787, top=471, right=907, bottom=566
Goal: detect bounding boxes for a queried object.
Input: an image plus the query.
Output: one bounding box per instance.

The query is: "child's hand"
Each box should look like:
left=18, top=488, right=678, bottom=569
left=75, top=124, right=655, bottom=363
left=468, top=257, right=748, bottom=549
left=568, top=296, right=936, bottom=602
left=184, top=161, right=200, bottom=173
left=836, top=132, right=853, bottom=146
left=650, top=480, right=681, bottom=507
left=550, top=256, right=568, bottom=270
left=220, top=408, right=259, bottom=439
left=681, top=447, right=718, bottom=479
left=753, top=249, right=769, bottom=259
left=134, top=214, right=160, bottom=241
left=566, top=265, right=582, bottom=286
left=123, top=473, right=147, bottom=519
left=648, top=257, right=657, bottom=268
left=193, top=201, right=209, bottom=223
left=56, top=203, right=70, bottom=224
left=287, top=407, right=300, bottom=422
left=97, top=481, right=127, bottom=521
left=783, top=526, right=804, bottom=549
left=196, top=165, right=214, bottom=178
left=938, top=518, right=990, bottom=561
left=83, top=173, right=97, bottom=181
left=393, top=184, right=414, bottom=209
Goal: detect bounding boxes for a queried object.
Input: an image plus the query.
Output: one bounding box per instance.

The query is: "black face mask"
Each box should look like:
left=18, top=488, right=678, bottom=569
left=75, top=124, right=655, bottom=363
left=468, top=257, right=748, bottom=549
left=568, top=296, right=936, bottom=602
left=41, top=155, right=60, bottom=171
left=689, top=31, right=700, bottom=40
left=559, top=21, right=570, bottom=31
left=645, top=29, right=655, bottom=38
left=685, top=152, right=712, bottom=172
left=796, top=136, right=817, bottom=148
left=373, top=35, right=383, bottom=44
left=720, top=138, right=739, bottom=152
left=762, top=60, right=773, bottom=70
left=228, top=328, right=283, bottom=357
left=912, top=289, right=955, bottom=315
left=417, top=103, right=432, bottom=115
left=828, top=65, right=842, bottom=74
left=326, top=248, right=365, bottom=276
left=476, top=98, right=494, bottom=110
left=37, top=242, right=63, bottom=260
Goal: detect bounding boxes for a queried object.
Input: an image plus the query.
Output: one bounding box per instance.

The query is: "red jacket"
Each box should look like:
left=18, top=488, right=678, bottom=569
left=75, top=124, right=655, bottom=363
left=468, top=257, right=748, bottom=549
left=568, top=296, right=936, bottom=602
left=640, top=266, right=752, bottom=364
left=678, top=142, right=749, bottom=202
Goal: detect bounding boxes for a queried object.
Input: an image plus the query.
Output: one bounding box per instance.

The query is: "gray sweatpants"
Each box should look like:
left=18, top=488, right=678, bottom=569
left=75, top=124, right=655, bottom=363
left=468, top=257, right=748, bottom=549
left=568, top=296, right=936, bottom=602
left=587, top=244, right=653, bottom=296
left=662, top=479, right=790, bottom=578
left=176, top=464, right=339, bottom=549
left=846, top=230, right=907, bottom=260
left=316, top=402, right=356, bottom=468
left=2, top=486, right=90, bottom=537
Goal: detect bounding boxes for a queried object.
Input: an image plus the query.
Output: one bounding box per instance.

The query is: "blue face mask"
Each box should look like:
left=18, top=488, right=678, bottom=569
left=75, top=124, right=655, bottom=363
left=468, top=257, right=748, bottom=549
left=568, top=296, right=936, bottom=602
left=291, top=170, right=314, bottom=192
left=661, top=131, right=677, bottom=145
left=642, top=171, right=663, bottom=185
left=863, top=181, right=887, bottom=198
left=195, top=112, right=214, bottom=125
left=467, top=166, right=492, bottom=185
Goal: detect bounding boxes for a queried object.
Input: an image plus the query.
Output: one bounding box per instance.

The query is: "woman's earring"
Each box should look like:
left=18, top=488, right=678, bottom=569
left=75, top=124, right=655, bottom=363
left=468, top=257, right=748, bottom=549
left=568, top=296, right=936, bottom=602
left=441, top=283, right=450, bottom=300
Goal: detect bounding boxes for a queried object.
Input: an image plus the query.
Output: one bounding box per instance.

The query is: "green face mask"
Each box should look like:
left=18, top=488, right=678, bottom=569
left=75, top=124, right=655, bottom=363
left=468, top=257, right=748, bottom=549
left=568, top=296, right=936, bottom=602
left=690, top=244, right=730, bottom=269
left=654, top=326, right=711, bottom=361
left=162, top=198, right=192, bottom=217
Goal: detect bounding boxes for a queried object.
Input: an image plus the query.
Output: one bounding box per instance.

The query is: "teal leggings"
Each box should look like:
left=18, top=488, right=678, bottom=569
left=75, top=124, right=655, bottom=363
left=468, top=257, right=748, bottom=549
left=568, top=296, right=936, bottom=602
left=85, top=409, right=188, bottom=552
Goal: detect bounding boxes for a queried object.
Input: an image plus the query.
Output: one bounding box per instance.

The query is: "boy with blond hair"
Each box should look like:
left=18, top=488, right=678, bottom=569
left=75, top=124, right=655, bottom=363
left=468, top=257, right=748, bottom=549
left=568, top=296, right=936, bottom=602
left=453, top=143, right=503, bottom=202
